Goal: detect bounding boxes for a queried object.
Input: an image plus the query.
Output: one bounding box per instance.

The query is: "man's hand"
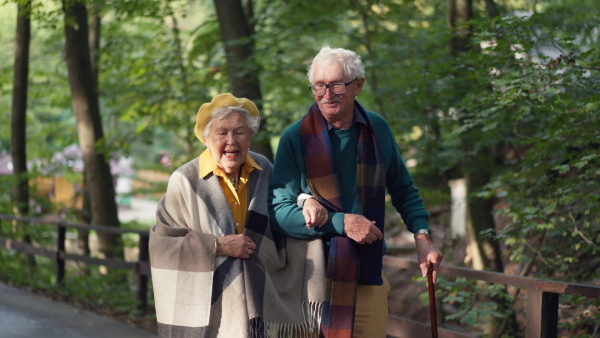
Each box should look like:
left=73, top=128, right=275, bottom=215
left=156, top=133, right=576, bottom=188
left=415, top=235, right=443, bottom=283
left=343, top=214, right=383, bottom=244
left=302, top=198, right=329, bottom=228
left=216, top=234, right=256, bottom=259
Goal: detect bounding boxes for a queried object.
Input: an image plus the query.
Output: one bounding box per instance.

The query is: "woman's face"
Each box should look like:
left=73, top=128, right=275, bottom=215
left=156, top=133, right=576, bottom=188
left=205, top=112, right=252, bottom=175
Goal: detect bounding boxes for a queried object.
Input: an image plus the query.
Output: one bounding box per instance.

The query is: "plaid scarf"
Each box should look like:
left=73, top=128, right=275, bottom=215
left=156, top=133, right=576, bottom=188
left=300, top=101, right=386, bottom=337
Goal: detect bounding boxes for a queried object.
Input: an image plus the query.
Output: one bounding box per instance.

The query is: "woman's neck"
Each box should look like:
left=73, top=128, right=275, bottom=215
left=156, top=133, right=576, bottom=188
left=225, top=169, right=241, bottom=189
left=225, top=168, right=240, bottom=181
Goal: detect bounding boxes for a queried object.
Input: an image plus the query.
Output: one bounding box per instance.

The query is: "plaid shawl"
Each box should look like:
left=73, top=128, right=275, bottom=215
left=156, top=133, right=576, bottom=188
left=300, top=101, right=386, bottom=337
left=150, top=152, right=326, bottom=337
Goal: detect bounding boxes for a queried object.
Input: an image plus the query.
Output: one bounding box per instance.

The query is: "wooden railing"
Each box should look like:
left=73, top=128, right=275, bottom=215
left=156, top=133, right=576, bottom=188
left=1, top=215, right=599, bottom=337
left=0, top=215, right=150, bottom=311
left=383, top=256, right=600, bottom=338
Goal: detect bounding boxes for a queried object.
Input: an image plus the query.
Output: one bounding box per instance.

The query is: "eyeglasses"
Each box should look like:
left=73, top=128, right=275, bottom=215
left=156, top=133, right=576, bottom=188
left=308, top=78, right=358, bottom=96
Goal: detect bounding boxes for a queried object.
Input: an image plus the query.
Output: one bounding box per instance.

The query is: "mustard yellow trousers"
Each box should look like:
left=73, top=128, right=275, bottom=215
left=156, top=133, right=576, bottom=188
left=353, top=271, right=390, bottom=338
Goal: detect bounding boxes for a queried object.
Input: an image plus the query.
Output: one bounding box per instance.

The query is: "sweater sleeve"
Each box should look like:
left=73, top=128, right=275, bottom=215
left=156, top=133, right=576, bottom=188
left=268, top=124, right=345, bottom=239
left=369, top=112, right=430, bottom=232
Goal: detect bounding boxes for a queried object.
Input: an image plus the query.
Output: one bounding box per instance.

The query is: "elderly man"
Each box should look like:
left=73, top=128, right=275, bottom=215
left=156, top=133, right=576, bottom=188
left=269, top=47, right=443, bottom=338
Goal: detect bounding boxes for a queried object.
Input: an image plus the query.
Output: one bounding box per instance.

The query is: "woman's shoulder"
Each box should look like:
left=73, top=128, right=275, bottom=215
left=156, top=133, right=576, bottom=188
left=175, top=157, right=199, bottom=171
left=171, top=157, right=199, bottom=180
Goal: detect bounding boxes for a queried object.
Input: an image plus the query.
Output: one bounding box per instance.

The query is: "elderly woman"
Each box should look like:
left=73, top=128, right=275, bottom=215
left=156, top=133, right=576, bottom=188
left=149, top=93, right=326, bottom=338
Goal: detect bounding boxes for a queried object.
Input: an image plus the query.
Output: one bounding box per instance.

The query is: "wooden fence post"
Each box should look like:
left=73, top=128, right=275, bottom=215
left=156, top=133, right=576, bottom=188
left=56, top=223, right=66, bottom=285
left=137, top=232, right=150, bottom=312
left=526, top=289, right=559, bottom=338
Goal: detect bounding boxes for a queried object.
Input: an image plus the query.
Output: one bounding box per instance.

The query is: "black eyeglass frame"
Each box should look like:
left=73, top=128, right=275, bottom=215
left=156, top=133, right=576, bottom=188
left=308, top=78, right=358, bottom=96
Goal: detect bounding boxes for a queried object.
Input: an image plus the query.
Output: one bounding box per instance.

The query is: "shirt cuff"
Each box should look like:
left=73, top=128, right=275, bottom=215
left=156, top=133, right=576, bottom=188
left=297, top=193, right=314, bottom=208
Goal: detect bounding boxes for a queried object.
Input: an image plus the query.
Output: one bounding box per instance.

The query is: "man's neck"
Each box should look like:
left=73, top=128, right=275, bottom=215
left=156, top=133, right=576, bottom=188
left=324, top=106, right=361, bottom=130
left=327, top=117, right=353, bottom=130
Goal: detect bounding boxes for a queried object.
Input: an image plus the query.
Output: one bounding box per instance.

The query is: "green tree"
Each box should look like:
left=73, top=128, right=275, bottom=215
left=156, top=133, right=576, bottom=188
left=423, top=0, right=600, bottom=333
left=100, top=1, right=210, bottom=166
left=469, top=1, right=600, bottom=282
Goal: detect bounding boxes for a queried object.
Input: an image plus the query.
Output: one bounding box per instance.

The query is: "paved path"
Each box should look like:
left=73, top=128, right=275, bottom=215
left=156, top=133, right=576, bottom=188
left=0, top=283, right=157, bottom=338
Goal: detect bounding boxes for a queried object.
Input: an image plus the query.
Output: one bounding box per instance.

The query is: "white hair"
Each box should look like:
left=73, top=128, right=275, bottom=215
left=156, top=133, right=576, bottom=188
left=202, top=105, right=260, bottom=142
left=307, top=46, right=365, bottom=83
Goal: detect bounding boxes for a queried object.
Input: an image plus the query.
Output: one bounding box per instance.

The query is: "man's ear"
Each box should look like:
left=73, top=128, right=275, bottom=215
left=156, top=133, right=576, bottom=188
left=354, top=77, right=366, bottom=96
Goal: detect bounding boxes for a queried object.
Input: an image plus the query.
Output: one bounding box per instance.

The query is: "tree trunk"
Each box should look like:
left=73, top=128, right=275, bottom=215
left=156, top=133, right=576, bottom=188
left=484, top=0, right=500, bottom=19
left=89, top=2, right=101, bottom=84
left=75, top=1, right=103, bottom=264
left=465, top=168, right=504, bottom=272
left=11, top=0, right=36, bottom=268
left=448, top=1, right=519, bottom=335
left=62, top=0, right=121, bottom=259
left=11, top=1, right=31, bottom=217
left=213, top=0, right=273, bottom=161
left=447, top=0, right=473, bottom=56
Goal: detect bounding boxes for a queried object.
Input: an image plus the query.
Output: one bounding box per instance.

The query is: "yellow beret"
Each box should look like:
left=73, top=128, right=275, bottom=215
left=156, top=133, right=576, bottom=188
left=194, top=93, right=260, bottom=143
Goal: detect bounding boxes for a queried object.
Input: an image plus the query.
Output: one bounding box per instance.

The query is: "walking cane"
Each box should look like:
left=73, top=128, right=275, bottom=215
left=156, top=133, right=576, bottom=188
left=427, top=262, right=438, bottom=338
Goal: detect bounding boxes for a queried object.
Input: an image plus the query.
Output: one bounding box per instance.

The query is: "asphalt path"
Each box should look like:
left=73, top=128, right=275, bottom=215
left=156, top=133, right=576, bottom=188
left=0, top=283, right=157, bottom=338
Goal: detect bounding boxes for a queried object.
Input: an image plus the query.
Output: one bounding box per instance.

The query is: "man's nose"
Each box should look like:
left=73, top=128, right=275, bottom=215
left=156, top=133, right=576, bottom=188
left=323, top=86, right=335, bottom=99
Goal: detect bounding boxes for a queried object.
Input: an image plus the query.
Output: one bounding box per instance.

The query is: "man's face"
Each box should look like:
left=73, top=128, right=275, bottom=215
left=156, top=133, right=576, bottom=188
left=311, top=63, right=364, bottom=125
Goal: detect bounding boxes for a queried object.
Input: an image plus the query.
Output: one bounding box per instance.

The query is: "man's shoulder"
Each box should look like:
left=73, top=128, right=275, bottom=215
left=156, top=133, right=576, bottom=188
left=282, top=118, right=303, bottom=134
left=279, top=118, right=303, bottom=143
left=362, top=110, right=394, bottom=139
left=364, top=110, right=390, bottom=128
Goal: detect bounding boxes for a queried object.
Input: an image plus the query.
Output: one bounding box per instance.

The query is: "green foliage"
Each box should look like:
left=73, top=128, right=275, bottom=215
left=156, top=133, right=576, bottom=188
left=458, top=7, right=600, bottom=282
left=436, top=277, right=515, bottom=332
left=558, top=295, right=600, bottom=336
left=0, top=251, right=54, bottom=287
left=253, top=0, right=359, bottom=133
left=436, top=276, right=600, bottom=336
left=0, top=176, right=16, bottom=215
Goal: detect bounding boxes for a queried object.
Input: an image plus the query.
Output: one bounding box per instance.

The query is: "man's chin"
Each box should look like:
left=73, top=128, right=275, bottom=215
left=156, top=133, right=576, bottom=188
left=319, top=105, right=341, bottom=114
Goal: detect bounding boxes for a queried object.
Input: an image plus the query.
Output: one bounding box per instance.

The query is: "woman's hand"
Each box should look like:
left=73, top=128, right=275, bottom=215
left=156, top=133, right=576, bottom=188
left=216, top=234, right=256, bottom=259
left=302, top=198, right=329, bottom=229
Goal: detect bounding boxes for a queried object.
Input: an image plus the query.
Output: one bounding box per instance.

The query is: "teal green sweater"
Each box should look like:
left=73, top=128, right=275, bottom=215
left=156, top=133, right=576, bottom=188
left=268, top=109, right=430, bottom=253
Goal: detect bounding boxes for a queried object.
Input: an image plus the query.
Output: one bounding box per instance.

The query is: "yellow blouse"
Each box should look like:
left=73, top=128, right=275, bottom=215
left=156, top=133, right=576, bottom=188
left=198, top=149, right=262, bottom=234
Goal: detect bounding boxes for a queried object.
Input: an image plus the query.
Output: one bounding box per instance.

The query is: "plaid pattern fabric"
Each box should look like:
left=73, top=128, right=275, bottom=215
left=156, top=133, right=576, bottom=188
left=300, top=101, right=385, bottom=338
left=150, top=152, right=326, bottom=337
